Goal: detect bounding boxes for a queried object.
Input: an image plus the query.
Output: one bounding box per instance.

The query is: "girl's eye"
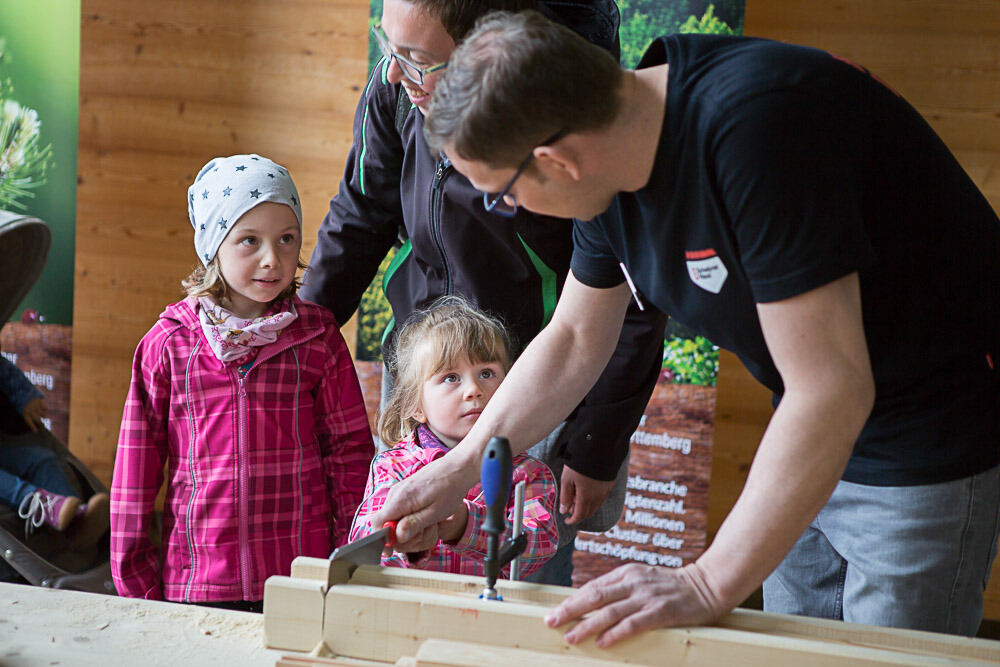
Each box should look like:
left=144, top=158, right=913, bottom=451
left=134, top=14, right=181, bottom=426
left=240, top=236, right=258, bottom=246
left=479, top=368, right=495, bottom=379
left=280, top=233, right=297, bottom=244
left=443, top=373, right=459, bottom=383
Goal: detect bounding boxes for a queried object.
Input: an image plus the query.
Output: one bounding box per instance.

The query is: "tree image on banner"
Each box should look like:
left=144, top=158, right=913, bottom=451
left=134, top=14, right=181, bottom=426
left=0, top=39, right=52, bottom=211
left=618, top=1, right=744, bottom=67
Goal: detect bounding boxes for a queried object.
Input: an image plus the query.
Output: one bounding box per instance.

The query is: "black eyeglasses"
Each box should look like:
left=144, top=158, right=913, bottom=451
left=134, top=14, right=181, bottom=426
left=371, top=22, right=448, bottom=86
left=483, top=130, right=567, bottom=217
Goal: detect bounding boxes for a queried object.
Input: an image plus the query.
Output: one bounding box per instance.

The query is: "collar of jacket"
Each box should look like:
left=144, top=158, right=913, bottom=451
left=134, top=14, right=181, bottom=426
left=160, top=295, right=330, bottom=368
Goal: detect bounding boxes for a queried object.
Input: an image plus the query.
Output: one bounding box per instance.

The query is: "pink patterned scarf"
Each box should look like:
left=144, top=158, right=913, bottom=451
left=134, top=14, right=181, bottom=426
left=196, top=297, right=298, bottom=363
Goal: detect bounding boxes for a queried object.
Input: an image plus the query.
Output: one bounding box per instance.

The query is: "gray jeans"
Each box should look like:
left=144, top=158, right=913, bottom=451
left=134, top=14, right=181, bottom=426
left=763, top=463, right=1000, bottom=635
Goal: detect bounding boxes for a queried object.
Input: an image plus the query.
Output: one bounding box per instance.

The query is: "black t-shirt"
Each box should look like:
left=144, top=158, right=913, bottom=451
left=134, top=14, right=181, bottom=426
left=571, top=34, right=1000, bottom=486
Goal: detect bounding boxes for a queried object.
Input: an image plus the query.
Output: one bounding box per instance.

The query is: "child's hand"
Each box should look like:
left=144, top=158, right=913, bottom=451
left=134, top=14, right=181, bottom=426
left=438, top=503, right=470, bottom=545
left=21, top=397, right=47, bottom=432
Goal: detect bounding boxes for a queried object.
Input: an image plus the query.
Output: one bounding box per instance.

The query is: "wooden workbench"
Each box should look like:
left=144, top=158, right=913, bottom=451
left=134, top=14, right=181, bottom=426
left=0, top=583, right=284, bottom=666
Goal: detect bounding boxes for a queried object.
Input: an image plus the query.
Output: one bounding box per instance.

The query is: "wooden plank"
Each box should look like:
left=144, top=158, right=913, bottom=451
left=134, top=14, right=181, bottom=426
left=263, top=576, right=327, bottom=652
left=291, top=557, right=336, bottom=585
left=413, top=639, right=624, bottom=667
left=322, top=583, right=975, bottom=666
left=80, top=5, right=366, bottom=112
left=78, top=96, right=353, bottom=163
left=277, top=654, right=393, bottom=666
left=334, top=567, right=1000, bottom=662
left=717, top=608, right=1000, bottom=663
left=347, top=564, right=570, bottom=607
left=744, top=0, right=1000, bottom=130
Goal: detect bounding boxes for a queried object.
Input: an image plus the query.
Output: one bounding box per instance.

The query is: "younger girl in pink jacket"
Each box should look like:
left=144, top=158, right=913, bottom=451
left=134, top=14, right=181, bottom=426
left=350, top=296, right=557, bottom=576
left=112, top=155, right=374, bottom=610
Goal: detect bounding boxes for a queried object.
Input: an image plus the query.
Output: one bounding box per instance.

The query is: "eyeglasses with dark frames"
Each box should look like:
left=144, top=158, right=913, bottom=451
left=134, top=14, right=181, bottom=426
left=483, top=130, right=567, bottom=218
left=371, top=22, right=448, bottom=86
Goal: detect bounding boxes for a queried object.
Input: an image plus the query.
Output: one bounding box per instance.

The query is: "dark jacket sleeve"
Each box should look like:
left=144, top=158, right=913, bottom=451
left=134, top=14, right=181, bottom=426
left=298, top=59, right=406, bottom=324
left=0, top=355, right=43, bottom=413
left=561, top=303, right=667, bottom=481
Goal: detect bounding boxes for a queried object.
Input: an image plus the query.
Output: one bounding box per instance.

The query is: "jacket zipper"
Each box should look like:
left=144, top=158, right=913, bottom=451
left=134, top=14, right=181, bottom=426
left=291, top=348, right=304, bottom=555
left=183, top=340, right=202, bottom=601
left=430, top=157, right=453, bottom=294
left=231, top=334, right=308, bottom=599
left=235, top=370, right=253, bottom=600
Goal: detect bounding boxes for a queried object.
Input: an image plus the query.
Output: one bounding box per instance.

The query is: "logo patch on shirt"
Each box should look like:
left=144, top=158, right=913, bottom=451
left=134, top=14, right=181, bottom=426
left=685, top=248, right=728, bottom=294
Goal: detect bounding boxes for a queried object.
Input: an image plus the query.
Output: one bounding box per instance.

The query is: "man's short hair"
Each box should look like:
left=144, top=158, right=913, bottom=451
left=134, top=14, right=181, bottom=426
left=412, top=0, right=538, bottom=42
left=424, top=10, right=622, bottom=167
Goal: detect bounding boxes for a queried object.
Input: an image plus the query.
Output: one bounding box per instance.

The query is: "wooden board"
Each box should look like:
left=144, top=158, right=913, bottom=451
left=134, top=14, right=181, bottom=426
left=3, top=582, right=283, bottom=666
left=264, top=563, right=1000, bottom=664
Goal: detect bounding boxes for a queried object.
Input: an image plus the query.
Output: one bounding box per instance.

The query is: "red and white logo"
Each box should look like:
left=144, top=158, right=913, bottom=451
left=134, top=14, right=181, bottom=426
left=685, top=248, right=728, bottom=294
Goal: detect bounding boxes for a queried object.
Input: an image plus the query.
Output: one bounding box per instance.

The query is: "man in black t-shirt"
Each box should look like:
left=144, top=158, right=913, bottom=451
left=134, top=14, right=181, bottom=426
left=372, top=11, right=1000, bottom=643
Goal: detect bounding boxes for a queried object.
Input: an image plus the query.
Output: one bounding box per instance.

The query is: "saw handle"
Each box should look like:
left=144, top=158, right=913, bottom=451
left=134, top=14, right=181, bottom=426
left=382, top=521, right=398, bottom=548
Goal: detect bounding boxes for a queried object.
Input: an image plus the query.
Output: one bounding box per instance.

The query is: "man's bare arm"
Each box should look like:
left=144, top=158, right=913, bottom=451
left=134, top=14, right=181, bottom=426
left=547, top=273, right=875, bottom=645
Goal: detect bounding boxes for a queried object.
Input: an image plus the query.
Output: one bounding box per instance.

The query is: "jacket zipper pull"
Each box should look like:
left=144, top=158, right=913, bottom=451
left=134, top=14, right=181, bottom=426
left=433, top=157, right=450, bottom=188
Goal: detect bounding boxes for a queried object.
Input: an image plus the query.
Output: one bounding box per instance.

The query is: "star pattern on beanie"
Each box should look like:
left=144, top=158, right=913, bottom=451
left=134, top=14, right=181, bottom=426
left=187, top=154, right=303, bottom=267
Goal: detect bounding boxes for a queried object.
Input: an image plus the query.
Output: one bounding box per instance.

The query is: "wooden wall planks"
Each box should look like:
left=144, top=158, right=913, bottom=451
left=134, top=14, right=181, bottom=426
left=71, top=0, right=368, bottom=482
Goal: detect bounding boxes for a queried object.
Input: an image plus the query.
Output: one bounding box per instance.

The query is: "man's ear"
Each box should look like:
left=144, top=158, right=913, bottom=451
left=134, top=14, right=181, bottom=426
left=534, top=144, right=581, bottom=181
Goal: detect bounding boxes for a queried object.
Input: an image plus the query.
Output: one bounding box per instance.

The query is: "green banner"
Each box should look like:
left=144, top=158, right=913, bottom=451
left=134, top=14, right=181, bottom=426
left=0, top=0, right=80, bottom=325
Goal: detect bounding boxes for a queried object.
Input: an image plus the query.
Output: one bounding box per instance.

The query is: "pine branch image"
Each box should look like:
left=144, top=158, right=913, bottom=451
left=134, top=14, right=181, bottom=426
left=0, top=38, right=53, bottom=211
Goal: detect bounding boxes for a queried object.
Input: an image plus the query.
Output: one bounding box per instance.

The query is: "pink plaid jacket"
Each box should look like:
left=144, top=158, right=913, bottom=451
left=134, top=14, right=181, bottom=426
left=349, top=426, right=557, bottom=577
left=111, top=296, right=374, bottom=602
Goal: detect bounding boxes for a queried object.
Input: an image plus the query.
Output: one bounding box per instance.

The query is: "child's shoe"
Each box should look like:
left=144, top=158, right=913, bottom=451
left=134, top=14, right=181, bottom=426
left=69, top=492, right=110, bottom=550
left=17, top=488, right=82, bottom=532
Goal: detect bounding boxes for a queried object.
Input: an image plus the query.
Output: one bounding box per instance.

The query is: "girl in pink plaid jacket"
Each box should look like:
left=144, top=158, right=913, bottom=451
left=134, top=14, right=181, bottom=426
left=350, top=296, right=557, bottom=576
left=111, top=155, right=374, bottom=609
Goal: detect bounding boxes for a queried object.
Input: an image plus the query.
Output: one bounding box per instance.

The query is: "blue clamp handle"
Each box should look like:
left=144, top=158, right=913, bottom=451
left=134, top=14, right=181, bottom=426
left=481, top=436, right=512, bottom=537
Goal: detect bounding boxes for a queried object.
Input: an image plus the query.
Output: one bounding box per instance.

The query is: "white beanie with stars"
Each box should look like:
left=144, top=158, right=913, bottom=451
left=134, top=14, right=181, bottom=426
left=187, top=154, right=302, bottom=266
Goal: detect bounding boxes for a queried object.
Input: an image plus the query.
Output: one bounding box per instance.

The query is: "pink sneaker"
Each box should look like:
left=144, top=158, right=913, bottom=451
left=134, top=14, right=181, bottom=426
left=17, top=488, right=82, bottom=532
left=70, top=492, right=110, bottom=550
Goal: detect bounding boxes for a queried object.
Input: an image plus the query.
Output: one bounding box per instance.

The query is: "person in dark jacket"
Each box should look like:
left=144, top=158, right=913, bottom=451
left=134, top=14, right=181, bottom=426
left=299, top=0, right=666, bottom=585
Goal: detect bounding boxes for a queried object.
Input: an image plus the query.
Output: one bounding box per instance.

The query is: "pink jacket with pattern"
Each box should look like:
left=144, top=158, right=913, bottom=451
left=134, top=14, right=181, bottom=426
left=111, top=296, right=374, bottom=602
left=349, top=425, right=557, bottom=576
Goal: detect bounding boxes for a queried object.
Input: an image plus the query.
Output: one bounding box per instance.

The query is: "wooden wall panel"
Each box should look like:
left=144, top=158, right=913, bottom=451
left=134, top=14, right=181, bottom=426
left=711, top=0, right=1000, bottom=619
left=71, top=0, right=368, bottom=482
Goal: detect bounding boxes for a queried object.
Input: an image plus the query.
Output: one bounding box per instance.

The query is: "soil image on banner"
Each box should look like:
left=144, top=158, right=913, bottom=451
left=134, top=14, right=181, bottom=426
left=572, top=376, right=716, bottom=585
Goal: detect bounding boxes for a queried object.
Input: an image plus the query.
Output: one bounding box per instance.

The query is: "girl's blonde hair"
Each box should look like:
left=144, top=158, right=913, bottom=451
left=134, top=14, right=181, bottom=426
left=377, top=296, right=511, bottom=445
left=181, top=256, right=308, bottom=304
